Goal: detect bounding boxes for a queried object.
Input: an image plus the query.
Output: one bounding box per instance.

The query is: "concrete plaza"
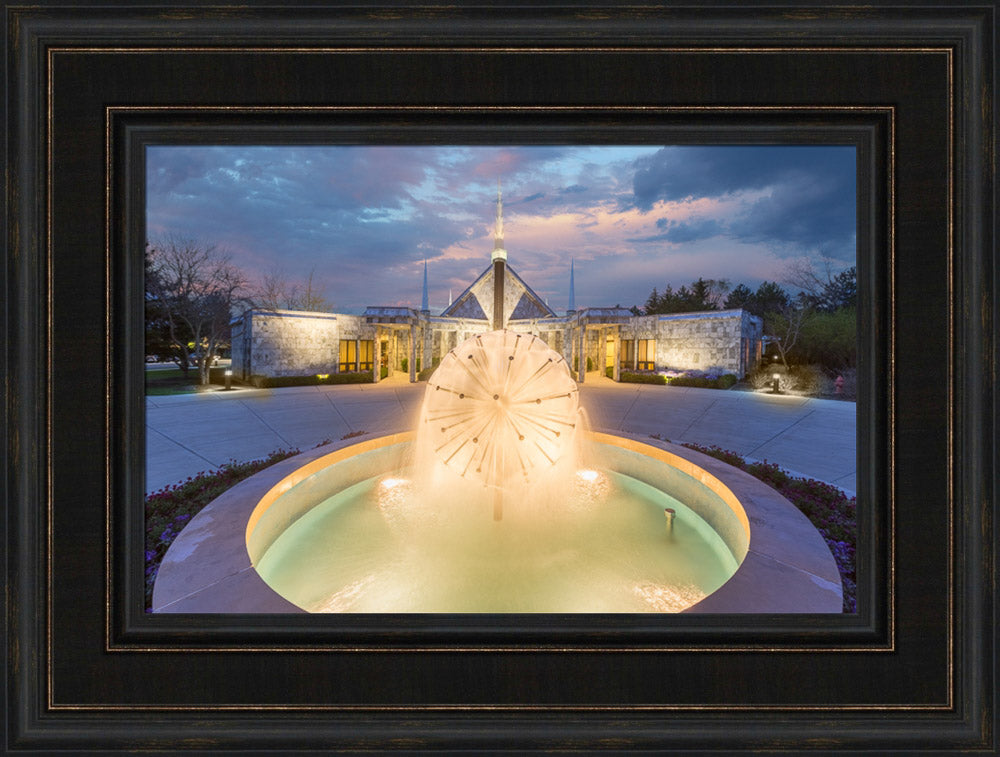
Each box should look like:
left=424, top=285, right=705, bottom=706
left=146, top=376, right=856, bottom=496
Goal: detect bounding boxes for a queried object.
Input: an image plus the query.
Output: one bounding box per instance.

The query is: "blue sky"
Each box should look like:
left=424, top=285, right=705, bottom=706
left=146, top=145, right=856, bottom=314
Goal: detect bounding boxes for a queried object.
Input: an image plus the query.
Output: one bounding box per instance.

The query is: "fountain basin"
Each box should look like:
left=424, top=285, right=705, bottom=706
left=152, top=431, right=842, bottom=614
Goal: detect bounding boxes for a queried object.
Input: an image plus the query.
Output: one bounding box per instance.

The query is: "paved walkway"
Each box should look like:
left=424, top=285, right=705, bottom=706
left=146, top=375, right=856, bottom=496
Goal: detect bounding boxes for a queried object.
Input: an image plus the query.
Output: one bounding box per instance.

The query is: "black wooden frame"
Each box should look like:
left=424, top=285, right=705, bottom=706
left=5, top=2, right=996, bottom=753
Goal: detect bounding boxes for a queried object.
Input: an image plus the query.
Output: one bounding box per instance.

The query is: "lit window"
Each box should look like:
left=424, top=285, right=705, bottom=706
left=637, top=339, right=655, bottom=371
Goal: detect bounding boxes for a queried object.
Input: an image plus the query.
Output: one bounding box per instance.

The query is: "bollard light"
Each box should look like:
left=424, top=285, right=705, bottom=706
left=772, top=373, right=780, bottom=394
left=224, top=368, right=232, bottom=391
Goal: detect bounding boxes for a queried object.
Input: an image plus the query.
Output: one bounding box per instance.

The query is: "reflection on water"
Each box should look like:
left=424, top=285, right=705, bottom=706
left=256, top=468, right=736, bottom=613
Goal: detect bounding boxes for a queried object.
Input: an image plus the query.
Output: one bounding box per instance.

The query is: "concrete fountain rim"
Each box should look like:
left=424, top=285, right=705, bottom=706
left=151, top=428, right=843, bottom=614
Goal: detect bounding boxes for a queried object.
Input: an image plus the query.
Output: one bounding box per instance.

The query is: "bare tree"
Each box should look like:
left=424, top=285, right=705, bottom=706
left=146, top=238, right=251, bottom=385
left=255, top=267, right=299, bottom=310
left=783, top=255, right=856, bottom=311
left=765, top=300, right=812, bottom=369
left=253, top=266, right=333, bottom=312
left=295, top=268, right=333, bottom=312
left=783, top=254, right=838, bottom=299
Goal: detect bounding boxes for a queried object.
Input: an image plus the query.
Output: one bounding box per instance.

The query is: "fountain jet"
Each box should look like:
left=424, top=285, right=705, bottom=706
left=418, top=331, right=580, bottom=519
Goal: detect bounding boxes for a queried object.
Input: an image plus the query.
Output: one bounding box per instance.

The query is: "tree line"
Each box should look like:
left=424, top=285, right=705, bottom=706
left=635, top=263, right=857, bottom=372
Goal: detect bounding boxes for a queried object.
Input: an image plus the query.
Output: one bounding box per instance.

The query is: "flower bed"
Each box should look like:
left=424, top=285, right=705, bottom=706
left=679, top=442, right=857, bottom=612
left=145, top=432, right=367, bottom=609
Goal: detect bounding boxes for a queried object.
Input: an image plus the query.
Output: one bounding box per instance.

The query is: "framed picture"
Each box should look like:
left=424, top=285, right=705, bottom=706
left=5, top=2, right=995, bottom=752
left=142, top=142, right=859, bottom=619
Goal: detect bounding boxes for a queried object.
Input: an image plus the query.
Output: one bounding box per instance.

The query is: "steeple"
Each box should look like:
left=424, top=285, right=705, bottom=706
left=421, top=258, right=429, bottom=313
left=491, top=179, right=507, bottom=330
left=492, top=178, right=507, bottom=263
left=567, top=259, right=576, bottom=314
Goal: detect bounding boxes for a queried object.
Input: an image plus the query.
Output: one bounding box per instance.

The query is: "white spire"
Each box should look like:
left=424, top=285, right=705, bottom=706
left=492, top=178, right=507, bottom=262
left=567, top=258, right=576, bottom=313
left=421, top=258, right=429, bottom=312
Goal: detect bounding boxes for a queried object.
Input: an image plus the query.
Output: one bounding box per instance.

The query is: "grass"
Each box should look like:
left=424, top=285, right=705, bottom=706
left=145, top=367, right=199, bottom=396
left=675, top=440, right=857, bottom=613
left=145, top=431, right=366, bottom=610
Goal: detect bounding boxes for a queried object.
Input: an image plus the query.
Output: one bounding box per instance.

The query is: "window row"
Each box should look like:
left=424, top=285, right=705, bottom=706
left=338, top=339, right=374, bottom=372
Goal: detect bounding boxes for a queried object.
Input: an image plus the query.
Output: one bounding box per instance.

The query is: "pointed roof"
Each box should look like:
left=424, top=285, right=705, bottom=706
left=440, top=263, right=556, bottom=321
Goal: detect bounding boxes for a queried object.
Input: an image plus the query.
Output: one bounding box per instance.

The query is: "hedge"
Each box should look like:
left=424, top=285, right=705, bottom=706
left=669, top=373, right=738, bottom=390
left=619, top=371, right=667, bottom=385
left=248, top=371, right=374, bottom=388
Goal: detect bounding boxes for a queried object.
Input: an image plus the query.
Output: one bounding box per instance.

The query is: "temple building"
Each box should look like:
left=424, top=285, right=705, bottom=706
left=230, top=183, right=763, bottom=384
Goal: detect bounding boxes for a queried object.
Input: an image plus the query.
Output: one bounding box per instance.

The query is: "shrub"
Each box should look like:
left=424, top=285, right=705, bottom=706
left=716, top=373, right=738, bottom=389
left=400, top=357, right=407, bottom=372
left=586, top=356, right=594, bottom=372
left=669, top=375, right=711, bottom=388
left=665, top=373, right=738, bottom=390
left=380, top=366, right=388, bottom=379
left=619, top=371, right=667, bottom=385
left=789, top=364, right=829, bottom=394
left=681, top=442, right=857, bottom=613
left=606, top=366, right=614, bottom=379
left=417, top=365, right=437, bottom=382
left=247, top=371, right=374, bottom=388
left=325, top=371, right=374, bottom=385
left=750, top=364, right=832, bottom=396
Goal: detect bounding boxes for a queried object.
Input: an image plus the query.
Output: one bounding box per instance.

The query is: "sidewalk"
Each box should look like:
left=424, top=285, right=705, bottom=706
left=146, top=379, right=856, bottom=495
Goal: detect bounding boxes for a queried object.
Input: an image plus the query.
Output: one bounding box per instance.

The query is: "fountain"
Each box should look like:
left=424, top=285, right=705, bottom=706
left=245, top=331, right=744, bottom=613
left=151, top=354, right=844, bottom=613
left=415, top=330, right=580, bottom=520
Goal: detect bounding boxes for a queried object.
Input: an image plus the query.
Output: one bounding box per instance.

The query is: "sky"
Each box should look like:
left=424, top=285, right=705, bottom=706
left=146, top=145, right=856, bottom=314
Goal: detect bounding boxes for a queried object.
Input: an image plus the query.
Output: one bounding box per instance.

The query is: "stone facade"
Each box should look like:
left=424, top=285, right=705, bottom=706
left=618, top=309, right=762, bottom=376
left=231, top=309, right=375, bottom=379
left=232, top=303, right=761, bottom=383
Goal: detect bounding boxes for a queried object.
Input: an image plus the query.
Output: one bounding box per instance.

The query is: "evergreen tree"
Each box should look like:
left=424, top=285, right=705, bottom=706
left=820, top=266, right=857, bottom=311
left=724, top=283, right=755, bottom=310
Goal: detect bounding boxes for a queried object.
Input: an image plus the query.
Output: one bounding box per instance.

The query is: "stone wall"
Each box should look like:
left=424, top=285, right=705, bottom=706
left=244, top=310, right=341, bottom=378
left=619, top=309, right=762, bottom=376
left=232, top=306, right=761, bottom=383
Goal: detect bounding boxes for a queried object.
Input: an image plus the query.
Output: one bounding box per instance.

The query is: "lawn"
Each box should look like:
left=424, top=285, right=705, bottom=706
left=145, top=367, right=199, bottom=396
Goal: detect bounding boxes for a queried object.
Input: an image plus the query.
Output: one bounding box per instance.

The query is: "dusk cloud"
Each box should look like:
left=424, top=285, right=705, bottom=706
left=147, top=145, right=855, bottom=314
